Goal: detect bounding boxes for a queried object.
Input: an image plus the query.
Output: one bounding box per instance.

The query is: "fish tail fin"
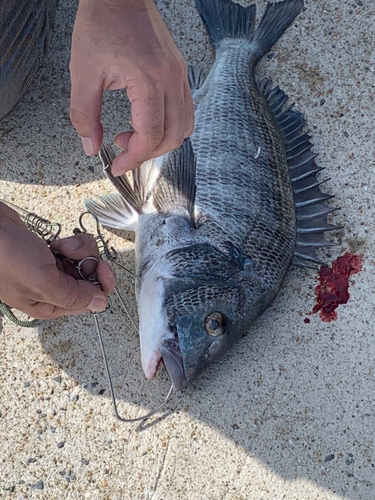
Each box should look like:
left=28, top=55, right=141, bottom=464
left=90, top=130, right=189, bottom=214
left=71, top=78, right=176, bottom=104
left=195, top=0, right=256, bottom=48
left=195, top=0, right=303, bottom=60
left=252, top=0, right=304, bottom=61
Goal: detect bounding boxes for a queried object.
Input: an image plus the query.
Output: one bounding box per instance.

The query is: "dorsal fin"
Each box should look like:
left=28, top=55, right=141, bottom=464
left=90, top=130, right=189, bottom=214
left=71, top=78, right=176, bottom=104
left=153, top=138, right=196, bottom=222
left=260, top=77, right=340, bottom=269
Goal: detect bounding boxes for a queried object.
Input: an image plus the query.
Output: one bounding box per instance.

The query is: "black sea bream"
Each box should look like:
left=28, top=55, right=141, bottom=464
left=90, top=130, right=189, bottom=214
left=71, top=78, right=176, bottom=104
left=86, top=0, right=337, bottom=391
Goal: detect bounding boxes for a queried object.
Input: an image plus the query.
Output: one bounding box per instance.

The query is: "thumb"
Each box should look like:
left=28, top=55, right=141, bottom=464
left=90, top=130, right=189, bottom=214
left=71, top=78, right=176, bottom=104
left=49, top=271, right=108, bottom=313
left=69, top=68, right=104, bottom=156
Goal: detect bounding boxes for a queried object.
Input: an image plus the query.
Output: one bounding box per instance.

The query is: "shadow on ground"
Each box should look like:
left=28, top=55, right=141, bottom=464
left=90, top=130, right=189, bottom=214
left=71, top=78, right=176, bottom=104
left=1, top=0, right=374, bottom=497
left=37, top=240, right=375, bottom=498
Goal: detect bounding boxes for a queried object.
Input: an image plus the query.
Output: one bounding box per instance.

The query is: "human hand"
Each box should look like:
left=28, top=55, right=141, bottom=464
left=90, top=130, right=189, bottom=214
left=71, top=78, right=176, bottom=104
left=70, top=0, right=194, bottom=175
left=0, top=202, right=116, bottom=320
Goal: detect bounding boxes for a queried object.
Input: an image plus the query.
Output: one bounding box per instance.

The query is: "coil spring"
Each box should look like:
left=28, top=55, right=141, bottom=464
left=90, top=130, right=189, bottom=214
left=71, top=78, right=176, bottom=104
left=24, top=212, right=61, bottom=242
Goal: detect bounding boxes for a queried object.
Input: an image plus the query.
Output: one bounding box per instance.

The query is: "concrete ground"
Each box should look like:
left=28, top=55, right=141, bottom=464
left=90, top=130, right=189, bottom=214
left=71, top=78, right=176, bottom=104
left=0, top=0, right=374, bottom=498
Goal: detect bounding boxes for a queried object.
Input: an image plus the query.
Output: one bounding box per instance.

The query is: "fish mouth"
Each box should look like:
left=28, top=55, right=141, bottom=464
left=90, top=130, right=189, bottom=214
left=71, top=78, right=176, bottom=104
left=160, top=339, right=187, bottom=392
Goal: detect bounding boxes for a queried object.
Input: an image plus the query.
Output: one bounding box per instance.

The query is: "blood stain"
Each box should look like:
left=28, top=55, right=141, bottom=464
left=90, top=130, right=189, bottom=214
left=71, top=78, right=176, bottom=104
left=313, top=252, right=363, bottom=322
left=304, top=318, right=311, bottom=324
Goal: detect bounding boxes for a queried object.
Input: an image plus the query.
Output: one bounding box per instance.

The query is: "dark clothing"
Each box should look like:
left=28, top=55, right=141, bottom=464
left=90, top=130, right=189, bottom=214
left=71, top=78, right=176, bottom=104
left=0, top=0, right=57, bottom=119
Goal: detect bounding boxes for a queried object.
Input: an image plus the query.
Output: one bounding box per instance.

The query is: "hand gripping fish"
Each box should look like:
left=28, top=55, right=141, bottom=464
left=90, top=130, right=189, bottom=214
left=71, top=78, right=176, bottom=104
left=86, top=0, right=338, bottom=391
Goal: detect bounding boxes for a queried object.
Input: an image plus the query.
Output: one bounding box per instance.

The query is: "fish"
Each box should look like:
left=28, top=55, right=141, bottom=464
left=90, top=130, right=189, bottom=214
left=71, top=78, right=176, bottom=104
left=85, top=0, right=338, bottom=391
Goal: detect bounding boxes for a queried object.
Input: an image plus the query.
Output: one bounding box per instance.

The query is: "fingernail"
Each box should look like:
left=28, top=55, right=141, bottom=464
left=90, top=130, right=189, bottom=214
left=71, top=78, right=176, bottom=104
left=61, top=237, right=80, bottom=252
left=81, top=137, right=94, bottom=156
left=87, top=297, right=107, bottom=313
left=112, top=169, right=127, bottom=177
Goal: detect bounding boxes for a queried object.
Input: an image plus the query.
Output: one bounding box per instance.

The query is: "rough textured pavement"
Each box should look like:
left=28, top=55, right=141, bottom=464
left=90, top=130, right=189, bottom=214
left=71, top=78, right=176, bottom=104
left=0, top=1, right=374, bottom=498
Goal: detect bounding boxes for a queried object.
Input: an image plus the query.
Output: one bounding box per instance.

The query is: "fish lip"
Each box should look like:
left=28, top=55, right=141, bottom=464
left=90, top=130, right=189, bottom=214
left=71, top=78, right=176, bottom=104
left=160, top=338, right=187, bottom=392
left=144, top=351, right=162, bottom=380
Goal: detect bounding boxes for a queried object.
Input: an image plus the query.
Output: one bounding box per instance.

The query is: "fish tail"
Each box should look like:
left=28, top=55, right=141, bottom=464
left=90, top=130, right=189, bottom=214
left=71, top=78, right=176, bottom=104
left=253, top=0, right=304, bottom=61
left=195, top=0, right=304, bottom=61
left=195, top=0, right=256, bottom=49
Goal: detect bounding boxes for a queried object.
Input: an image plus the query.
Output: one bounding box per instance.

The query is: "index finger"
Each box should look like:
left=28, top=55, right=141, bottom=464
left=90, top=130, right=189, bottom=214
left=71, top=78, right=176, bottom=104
left=112, top=78, right=165, bottom=174
left=69, top=66, right=104, bottom=155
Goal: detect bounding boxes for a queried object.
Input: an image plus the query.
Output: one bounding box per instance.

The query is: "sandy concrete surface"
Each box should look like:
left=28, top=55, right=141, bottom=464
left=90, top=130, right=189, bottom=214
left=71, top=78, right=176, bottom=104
left=0, top=0, right=374, bottom=498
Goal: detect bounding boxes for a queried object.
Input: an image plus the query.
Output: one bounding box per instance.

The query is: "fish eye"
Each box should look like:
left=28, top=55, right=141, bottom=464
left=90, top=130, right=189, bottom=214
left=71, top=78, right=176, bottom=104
left=204, top=312, right=226, bottom=337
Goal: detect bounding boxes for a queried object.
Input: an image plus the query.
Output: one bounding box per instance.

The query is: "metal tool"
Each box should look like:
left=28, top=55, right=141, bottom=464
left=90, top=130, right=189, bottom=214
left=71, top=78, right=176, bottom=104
left=1, top=199, right=61, bottom=243
left=0, top=199, right=173, bottom=422
left=75, top=211, right=173, bottom=422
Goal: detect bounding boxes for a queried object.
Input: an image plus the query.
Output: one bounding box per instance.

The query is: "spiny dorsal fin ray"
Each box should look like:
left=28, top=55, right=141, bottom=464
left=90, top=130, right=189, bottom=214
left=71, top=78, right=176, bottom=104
left=288, top=151, right=318, bottom=170
left=259, top=77, right=339, bottom=268
left=296, top=216, right=340, bottom=233
left=292, top=254, right=325, bottom=269
left=153, top=138, right=197, bottom=222
left=295, top=194, right=334, bottom=209
left=286, top=141, right=313, bottom=160
left=296, top=204, right=339, bottom=221
left=292, top=177, right=330, bottom=195
left=296, top=233, right=332, bottom=247
left=294, top=248, right=326, bottom=265
left=290, top=167, right=323, bottom=184
left=286, top=133, right=312, bottom=153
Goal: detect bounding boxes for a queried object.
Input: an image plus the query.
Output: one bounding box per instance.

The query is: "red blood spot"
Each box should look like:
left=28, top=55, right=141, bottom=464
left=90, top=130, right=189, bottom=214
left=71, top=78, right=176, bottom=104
left=304, top=318, right=311, bottom=324
left=313, top=252, right=363, bottom=322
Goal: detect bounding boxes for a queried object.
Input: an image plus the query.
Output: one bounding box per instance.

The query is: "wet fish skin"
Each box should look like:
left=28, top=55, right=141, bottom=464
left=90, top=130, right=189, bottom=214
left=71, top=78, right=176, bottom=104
left=160, top=0, right=304, bottom=387
left=86, top=0, right=334, bottom=391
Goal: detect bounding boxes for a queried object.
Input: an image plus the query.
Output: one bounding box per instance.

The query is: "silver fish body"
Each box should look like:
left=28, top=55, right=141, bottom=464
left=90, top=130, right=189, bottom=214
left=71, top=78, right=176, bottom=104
left=86, top=0, right=337, bottom=391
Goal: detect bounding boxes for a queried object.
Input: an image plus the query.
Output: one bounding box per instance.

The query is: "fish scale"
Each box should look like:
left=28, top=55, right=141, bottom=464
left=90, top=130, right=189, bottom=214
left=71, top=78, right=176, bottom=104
left=86, top=0, right=338, bottom=391
left=192, top=41, right=295, bottom=283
